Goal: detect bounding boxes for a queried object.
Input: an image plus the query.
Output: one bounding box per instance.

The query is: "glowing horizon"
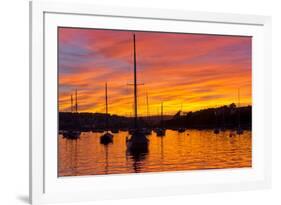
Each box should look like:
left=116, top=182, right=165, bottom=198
left=58, top=28, right=252, bottom=116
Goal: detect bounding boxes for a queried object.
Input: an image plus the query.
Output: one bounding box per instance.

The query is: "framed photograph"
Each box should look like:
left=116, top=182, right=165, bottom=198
left=30, top=1, right=272, bottom=204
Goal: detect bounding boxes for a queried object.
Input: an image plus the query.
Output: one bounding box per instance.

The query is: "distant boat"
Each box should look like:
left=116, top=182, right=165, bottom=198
left=236, top=89, right=244, bottom=135
left=126, top=34, right=149, bottom=153
left=221, top=106, right=226, bottom=132
left=229, top=130, right=236, bottom=137
left=100, top=132, right=113, bottom=144
left=237, top=127, right=243, bottom=135
left=214, top=128, right=220, bottom=134
left=156, top=102, right=166, bottom=137
left=177, top=103, right=186, bottom=133
left=63, top=90, right=80, bottom=139
left=213, top=109, right=220, bottom=134
left=100, top=82, right=113, bottom=145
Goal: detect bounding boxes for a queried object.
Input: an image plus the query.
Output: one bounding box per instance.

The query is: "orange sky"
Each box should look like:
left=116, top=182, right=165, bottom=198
left=58, top=28, right=252, bottom=116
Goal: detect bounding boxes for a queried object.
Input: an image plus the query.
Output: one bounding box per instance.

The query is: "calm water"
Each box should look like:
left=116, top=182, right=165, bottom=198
left=58, top=130, right=252, bottom=176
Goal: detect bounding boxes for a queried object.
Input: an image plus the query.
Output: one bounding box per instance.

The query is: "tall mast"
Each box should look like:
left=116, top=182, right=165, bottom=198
left=71, top=94, right=73, bottom=113
left=75, top=89, right=78, bottom=113
left=105, top=82, right=108, bottom=115
left=105, top=82, right=109, bottom=131
left=146, top=92, right=149, bottom=118
left=133, top=34, right=138, bottom=129
left=238, top=88, right=240, bottom=108
left=161, top=102, right=163, bottom=128
left=238, top=88, right=240, bottom=127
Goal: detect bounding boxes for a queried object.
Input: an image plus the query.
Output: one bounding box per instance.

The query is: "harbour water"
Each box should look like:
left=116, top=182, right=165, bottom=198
left=58, top=129, right=251, bottom=176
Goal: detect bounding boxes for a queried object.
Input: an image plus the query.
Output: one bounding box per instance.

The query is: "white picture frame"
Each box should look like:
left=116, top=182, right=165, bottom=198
left=30, top=1, right=272, bottom=204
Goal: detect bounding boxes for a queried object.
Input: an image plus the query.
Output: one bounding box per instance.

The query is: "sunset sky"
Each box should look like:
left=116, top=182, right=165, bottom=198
left=58, top=27, right=252, bottom=116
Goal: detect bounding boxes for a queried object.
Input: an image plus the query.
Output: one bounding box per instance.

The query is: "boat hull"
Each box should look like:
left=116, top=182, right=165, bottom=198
left=100, top=132, right=113, bottom=145
left=126, top=132, right=149, bottom=154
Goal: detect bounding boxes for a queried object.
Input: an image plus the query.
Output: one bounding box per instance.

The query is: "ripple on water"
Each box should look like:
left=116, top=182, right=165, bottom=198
left=58, top=129, right=252, bottom=176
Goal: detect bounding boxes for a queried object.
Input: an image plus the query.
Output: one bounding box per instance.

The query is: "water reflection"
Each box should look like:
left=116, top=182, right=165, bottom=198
left=126, top=150, right=147, bottom=173
left=103, top=145, right=109, bottom=174
left=63, top=138, right=78, bottom=176
left=160, top=136, right=164, bottom=160
left=58, top=130, right=252, bottom=176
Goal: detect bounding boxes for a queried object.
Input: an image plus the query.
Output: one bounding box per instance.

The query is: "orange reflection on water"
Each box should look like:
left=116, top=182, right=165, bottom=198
left=58, top=130, right=251, bottom=176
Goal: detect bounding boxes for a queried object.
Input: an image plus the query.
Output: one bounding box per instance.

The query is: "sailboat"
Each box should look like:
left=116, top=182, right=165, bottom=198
left=177, top=103, right=186, bottom=133
left=142, top=92, right=152, bottom=135
left=126, top=34, right=149, bottom=153
left=156, top=102, right=166, bottom=137
left=63, top=90, right=81, bottom=139
left=221, top=106, right=226, bottom=132
left=213, top=107, right=220, bottom=134
left=237, top=89, right=244, bottom=135
left=100, top=83, right=114, bottom=145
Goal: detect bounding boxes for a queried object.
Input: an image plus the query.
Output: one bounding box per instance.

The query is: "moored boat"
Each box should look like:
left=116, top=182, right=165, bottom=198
left=100, top=132, right=113, bottom=145
left=63, top=90, right=81, bottom=140
left=236, top=89, right=244, bottom=135
left=100, top=82, right=114, bottom=145
left=155, top=102, right=166, bottom=137
left=126, top=34, right=149, bottom=153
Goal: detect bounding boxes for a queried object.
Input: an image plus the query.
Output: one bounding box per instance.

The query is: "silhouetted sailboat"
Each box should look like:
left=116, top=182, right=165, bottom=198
left=156, top=102, right=166, bottom=137
left=176, top=103, right=186, bottom=133
left=71, top=94, right=73, bottom=112
left=100, top=83, right=113, bottom=145
left=221, top=106, right=226, bottom=132
left=237, top=89, right=244, bottom=135
left=63, top=90, right=81, bottom=139
left=75, top=89, right=78, bottom=113
left=176, top=104, right=186, bottom=133
left=214, top=108, right=220, bottom=134
left=126, top=34, right=149, bottom=153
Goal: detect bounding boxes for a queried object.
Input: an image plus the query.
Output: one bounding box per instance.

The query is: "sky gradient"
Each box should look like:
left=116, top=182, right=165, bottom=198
left=58, top=27, right=252, bottom=116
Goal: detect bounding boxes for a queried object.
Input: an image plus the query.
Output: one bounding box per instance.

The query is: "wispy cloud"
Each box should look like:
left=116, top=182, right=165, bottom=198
left=59, top=28, right=252, bottom=115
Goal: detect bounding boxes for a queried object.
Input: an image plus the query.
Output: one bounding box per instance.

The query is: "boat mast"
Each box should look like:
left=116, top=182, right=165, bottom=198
left=75, top=89, right=78, bottom=113
left=133, top=34, right=138, bottom=129
left=105, top=82, right=109, bottom=132
left=161, top=102, right=163, bottom=128
left=146, top=92, right=150, bottom=118
left=238, top=88, right=240, bottom=128
left=71, top=94, right=73, bottom=113
left=105, top=83, right=108, bottom=115
left=238, top=88, right=240, bottom=108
